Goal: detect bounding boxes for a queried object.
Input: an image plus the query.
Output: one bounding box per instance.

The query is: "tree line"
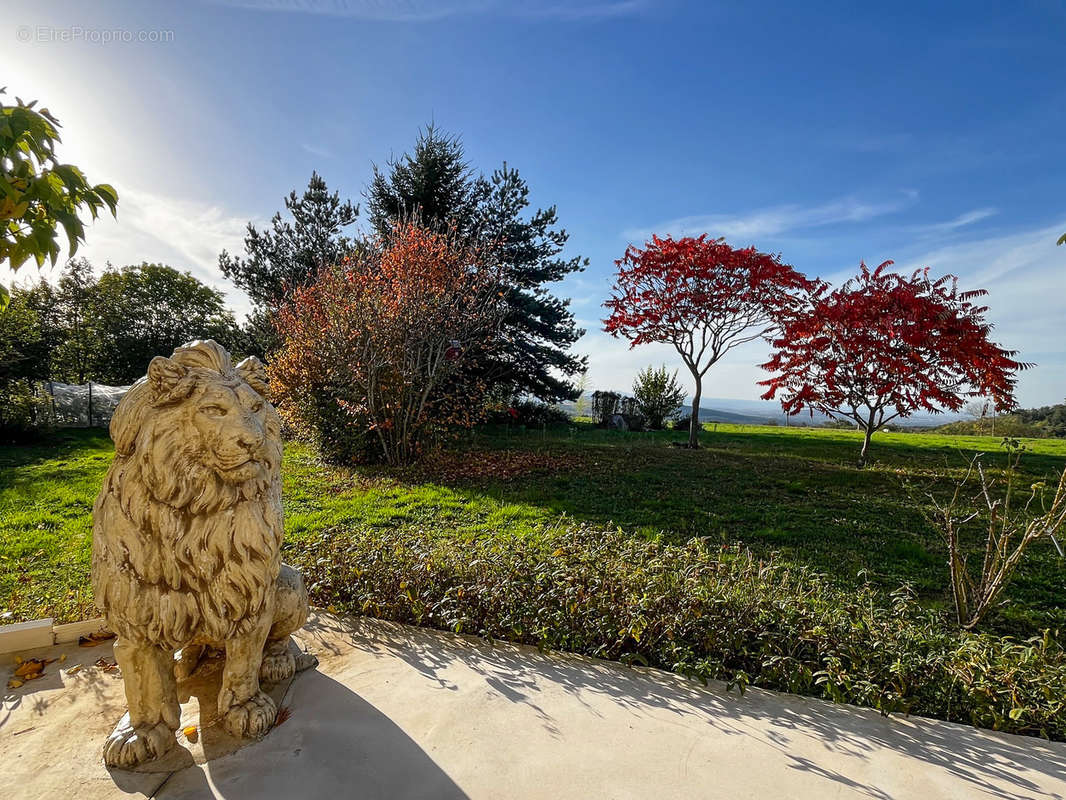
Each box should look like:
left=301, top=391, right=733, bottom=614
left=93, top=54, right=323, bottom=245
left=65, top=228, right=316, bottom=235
left=0, top=88, right=1051, bottom=465
left=1, top=120, right=590, bottom=455
left=0, top=259, right=243, bottom=434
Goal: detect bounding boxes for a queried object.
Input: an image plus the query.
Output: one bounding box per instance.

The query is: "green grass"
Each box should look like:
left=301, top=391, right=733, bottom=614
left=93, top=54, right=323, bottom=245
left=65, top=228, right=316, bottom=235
left=2, top=423, right=1065, bottom=635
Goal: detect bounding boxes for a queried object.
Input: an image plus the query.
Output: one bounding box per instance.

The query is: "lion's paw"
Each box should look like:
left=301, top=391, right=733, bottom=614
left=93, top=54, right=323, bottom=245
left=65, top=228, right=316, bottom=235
left=103, top=714, right=175, bottom=769
left=259, top=651, right=296, bottom=686
left=295, top=651, right=319, bottom=673
left=222, top=691, right=277, bottom=739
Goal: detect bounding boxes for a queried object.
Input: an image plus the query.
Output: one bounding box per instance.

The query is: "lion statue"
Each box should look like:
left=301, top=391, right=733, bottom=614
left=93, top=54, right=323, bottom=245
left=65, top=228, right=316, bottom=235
left=92, top=340, right=315, bottom=769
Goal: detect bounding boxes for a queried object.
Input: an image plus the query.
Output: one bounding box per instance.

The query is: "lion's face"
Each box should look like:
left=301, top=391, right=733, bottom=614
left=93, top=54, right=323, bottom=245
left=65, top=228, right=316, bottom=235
left=190, top=378, right=275, bottom=484
left=107, top=341, right=283, bottom=508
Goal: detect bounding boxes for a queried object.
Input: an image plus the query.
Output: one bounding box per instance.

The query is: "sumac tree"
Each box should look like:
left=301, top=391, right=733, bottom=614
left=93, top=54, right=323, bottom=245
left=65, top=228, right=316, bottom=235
left=604, top=235, right=813, bottom=448
left=760, top=260, right=1029, bottom=464
left=272, top=223, right=504, bottom=466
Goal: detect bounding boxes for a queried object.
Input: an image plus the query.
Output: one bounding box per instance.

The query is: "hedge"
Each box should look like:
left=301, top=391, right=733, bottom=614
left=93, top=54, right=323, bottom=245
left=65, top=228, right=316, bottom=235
left=289, top=523, right=1066, bottom=740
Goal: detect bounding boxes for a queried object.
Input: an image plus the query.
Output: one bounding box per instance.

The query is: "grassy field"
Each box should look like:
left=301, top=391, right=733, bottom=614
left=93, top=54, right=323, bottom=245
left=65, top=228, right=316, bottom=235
left=2, top=423, right=1065, bottom=634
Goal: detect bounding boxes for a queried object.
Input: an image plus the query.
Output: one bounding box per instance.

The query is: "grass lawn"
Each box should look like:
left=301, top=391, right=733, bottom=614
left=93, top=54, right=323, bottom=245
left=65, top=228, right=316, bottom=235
left=2, top=423, right=1065, bottom=635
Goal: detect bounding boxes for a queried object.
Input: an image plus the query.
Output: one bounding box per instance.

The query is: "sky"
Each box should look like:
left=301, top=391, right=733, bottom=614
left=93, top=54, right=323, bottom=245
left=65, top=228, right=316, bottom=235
left=3, top=0, right=1066, bottom=406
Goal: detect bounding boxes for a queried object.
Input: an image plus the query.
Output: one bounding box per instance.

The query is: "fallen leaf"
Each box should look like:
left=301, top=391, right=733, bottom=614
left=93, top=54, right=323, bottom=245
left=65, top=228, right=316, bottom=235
left=7, top=678, right=24, bottom=689
left=59, top=653, right=67, bottom=663
left=78, top=631, right=116, bottom=647
left=13, top=657, right=56, bottom=680
left=93, top=657, right=119, bottom=673
left=182, top=725, right=198, bottom=738
left=65, top=664, right=83, bottom=676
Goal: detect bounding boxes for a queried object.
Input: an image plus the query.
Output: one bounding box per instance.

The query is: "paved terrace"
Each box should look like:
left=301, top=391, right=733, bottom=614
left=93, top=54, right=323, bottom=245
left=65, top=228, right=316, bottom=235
left=2, top=612, right=1064, bottom=800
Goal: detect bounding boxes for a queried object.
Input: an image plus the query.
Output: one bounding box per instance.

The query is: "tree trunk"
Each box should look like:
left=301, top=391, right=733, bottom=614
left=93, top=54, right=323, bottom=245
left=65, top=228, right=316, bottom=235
left=688, top=374, right=702, bottom=449
left=858, top=422, right=874, bottom=466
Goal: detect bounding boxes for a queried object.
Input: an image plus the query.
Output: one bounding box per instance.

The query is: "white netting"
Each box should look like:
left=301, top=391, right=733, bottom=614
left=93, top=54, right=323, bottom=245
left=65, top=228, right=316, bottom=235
left=47, top=381, right=132, bottom=427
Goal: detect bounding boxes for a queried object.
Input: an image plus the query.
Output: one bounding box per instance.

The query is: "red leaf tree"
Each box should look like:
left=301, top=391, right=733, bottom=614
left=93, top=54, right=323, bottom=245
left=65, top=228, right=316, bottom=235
left=604, top=235, right=815, bottom=448
left=272, top=223, right=504, bottom=466
left=760, top=260, right=1030, bottom=464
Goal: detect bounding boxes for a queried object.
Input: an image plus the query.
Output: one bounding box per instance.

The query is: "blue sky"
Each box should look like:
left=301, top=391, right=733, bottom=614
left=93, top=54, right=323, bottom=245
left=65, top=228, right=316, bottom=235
left=4, top=0, right=1066, bottom=406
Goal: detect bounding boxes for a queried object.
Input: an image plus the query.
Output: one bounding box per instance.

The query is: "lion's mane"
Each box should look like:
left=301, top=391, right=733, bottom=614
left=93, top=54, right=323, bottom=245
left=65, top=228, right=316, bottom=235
left=91, top=341, right=284, bottom=649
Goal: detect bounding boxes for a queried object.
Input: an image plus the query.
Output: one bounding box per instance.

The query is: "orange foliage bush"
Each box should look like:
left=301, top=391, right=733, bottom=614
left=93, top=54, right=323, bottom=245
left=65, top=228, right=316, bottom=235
left=272, top=223, right=504, bottom=465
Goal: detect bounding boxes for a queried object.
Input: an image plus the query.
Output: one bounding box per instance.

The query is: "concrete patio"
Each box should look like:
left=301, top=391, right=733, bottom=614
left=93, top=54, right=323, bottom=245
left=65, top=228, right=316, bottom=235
left=2, top=611, right=1064, bottom=800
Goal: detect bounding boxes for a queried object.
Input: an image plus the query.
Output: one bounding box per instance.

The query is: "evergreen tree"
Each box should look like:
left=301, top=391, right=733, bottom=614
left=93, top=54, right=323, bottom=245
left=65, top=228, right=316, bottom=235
left=51, top=257, right=100, bottom=383
left=365, top=127, right=587, bottom=402
left=367, top=126, right=483, bottom=237
left=219, top=172, right=358, bottom=356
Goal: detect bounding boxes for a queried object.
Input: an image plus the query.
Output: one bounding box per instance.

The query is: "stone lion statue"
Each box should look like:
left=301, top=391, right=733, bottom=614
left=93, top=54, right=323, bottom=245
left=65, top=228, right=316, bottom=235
left=92, top=340, right=315, bottom=769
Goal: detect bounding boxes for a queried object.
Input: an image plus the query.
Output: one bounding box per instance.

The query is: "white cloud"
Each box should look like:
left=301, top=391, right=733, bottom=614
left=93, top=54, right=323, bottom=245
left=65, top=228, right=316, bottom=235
left=209, top=0, right=643, bottom=21
left=913, top=207, right=998, bottom=235
left=301, top=142, right=336, bottom=159
left=895, top=220, right=1066, bottom=406
left=2, top=185, right=257, bottom=320
left=517, top=1, right=645, bottom=20
left=623, top=191, right=918, bottom=244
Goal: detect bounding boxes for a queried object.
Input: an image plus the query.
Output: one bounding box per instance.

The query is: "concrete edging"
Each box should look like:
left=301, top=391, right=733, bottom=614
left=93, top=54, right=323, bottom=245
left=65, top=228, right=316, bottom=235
left=0, top=616, right=109, bottom=655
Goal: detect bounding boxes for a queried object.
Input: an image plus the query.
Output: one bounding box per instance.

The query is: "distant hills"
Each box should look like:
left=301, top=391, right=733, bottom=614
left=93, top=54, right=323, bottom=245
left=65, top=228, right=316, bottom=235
left=560, top=394, right=968, bottom=428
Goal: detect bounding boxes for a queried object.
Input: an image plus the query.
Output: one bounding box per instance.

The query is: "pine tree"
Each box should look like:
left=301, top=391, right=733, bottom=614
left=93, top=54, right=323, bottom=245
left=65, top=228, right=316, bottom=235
left=366, top=126, right=482, bottom=237
left=365, top=127, right=587, bottom=402
left=219, top=172, right=358, bottom=356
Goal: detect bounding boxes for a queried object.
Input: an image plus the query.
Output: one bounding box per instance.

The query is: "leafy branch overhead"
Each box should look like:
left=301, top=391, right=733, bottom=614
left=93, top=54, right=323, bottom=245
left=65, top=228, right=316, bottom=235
left=0, top=88, right=118, bottom=275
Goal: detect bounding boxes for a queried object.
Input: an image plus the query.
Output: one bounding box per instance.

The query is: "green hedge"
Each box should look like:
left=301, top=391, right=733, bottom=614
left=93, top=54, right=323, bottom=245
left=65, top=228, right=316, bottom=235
left=290, top=524, right=1066, bottom=740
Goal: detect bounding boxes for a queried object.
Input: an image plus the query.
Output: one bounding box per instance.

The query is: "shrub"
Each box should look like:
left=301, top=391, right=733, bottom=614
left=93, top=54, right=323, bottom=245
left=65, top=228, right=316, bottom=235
left=291, top=524, right=1066, bottom=740
left=272, top=223, right=505, bottom=466
left=486, top=400, right=570, bottom=428
left=914, top=439, right=1066, bottom=629
left=632, top=364, right=685, bottom=429
left=0, top=379, right=55, bottom=443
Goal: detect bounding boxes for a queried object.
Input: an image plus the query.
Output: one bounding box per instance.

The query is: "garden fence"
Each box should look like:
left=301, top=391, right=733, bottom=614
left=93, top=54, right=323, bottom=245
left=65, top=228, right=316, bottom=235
left=46, top=381, right=131, bottom=428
